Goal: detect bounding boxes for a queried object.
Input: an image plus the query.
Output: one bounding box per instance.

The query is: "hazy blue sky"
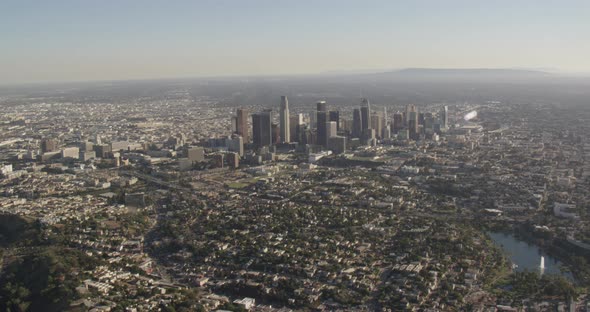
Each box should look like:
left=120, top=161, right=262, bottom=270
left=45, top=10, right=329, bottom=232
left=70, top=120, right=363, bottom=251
left=1, top=0, right=589, bottom=84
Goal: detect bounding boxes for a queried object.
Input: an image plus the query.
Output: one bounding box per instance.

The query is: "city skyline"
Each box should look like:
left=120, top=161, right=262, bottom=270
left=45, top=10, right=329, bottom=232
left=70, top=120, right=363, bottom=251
left=2, top=2, right=590, bottom=310
left=1, top=0, right=590, bottom=84
left=2, top=56, right=590, bottom=311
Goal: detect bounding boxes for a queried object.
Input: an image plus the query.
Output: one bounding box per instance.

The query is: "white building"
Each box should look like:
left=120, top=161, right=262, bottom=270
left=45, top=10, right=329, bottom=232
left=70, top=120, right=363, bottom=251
left=1, top=164, right=13, bottom=175
left=62, top=147, right=80, bottom=159
left=233, top=297, right=255, bottom=310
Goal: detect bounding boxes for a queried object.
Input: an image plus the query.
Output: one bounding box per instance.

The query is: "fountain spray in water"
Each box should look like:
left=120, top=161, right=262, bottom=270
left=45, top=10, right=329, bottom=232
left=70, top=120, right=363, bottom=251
left=540, top=256, right=545, bottom=274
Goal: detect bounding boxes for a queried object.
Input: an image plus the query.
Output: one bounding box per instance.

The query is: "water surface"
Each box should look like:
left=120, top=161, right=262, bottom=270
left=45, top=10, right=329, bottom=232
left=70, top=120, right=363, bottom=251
left=488, top=231, right=574, bottom=281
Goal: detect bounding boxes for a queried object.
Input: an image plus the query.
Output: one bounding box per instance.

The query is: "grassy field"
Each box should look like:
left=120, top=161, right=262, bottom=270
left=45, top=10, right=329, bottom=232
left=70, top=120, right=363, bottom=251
left=226, top=182, right=250, bottom=189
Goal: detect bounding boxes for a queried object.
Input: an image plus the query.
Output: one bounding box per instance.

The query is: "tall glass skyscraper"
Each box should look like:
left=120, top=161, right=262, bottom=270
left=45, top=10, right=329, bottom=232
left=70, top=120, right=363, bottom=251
left=279, top=96, right=290, bottom=143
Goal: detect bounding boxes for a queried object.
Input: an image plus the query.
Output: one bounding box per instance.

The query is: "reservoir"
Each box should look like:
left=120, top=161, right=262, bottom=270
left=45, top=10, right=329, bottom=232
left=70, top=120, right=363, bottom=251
left=488, top=231, right=574, bottom=281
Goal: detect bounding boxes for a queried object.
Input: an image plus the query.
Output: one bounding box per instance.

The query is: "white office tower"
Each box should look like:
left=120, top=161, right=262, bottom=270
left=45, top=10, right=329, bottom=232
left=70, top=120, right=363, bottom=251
left=382, top=125, right=391, bottom=139
left=441, top=105, right=448, bottom=129
left=289, top=113, right=303, bottom=142
left=326, top=121, right=337, bottom=139
left=280, top=96, right=290, bottom=143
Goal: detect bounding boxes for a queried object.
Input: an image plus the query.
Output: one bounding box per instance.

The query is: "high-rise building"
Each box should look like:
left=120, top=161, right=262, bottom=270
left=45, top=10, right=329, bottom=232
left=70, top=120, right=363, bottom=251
left=406, top=105, right=419, bottom=140
left=329, top=111, right=340, bottom=131
left=371, top=112, right=383, bottom=139
left=316, top=101, right=328, bottom=147
left=300, top=125, right=311, bottom=145
left=231, top=116, right=238, bottom=133
left=41, top=138, right=58, bottom=153
left=279, top=96, right=290, bottom=143
left=61, top=147, right=79, bottom=159
left=226, top=135, right=244, bottom=156
left=424, top=112, right=435, bottom=135
left=364, top=129, right=377, bottom=146
left=382, top=107, right=389, bottom=137
left=317, top=101, right=327, bottom=113
left=309, top=110, right=317, bottom=129
left=409, top=111, right=418, bottom=140
left=434, top=122, right=442, bottom=134
left=398, top=129, right=409, bottom=140
left=352, top=108, right=362, bottom=138
left=405, top=104, right=417, bottom=126
left=418, top=113, right=425, bottom=126
left=166, top=134, right=185, bottom=149
left=382, top=125, right=391, bottom=139
left=289, top=114, right=303, bottom=143
left=208, top=137, right=226, bottom=148
left=212, top=153, right=224, bottom=168
left=187, top=147, right=205, bottom=162
left=328, top=136, right=346, bottom=154
left=111, top=141, right=129, bottom=152
left=392, top=113, right=403, bottom=134
left=252, top=110, right=272, bottom=148
left=236, top=108, right=249, bottom=143
left=94, top=144, right=112, bottom=158
left=79, top=150, right=96, bottom=161
left=326, top=121, right=337, bottom=140
left=440, top=105, right=449, bottom=129
left=80, top=141, right=94, bottom=152
left=271, top=123, right=280, bottom=144
left=340, top=118, right=352, bottom=135
left=227, top=152, right=240, bottom=169
left=360, top=98, right=371, bottom=132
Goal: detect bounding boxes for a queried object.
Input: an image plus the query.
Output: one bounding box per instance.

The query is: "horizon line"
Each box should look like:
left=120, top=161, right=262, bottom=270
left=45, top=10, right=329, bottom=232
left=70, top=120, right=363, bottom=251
left=2, top=67, right=590, bottom=88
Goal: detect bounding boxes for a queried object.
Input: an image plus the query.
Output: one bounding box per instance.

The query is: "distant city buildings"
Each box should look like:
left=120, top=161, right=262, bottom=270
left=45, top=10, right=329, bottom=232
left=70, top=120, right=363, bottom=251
left=4, top=81, right=588, bottom=312
left=29, top=98, right=455, bottom=165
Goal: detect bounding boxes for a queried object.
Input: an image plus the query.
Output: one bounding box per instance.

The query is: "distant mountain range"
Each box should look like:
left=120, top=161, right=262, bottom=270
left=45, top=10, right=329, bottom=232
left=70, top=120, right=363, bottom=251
left=315, top=68, right=559, bottom=82
left=320, top=67, right=554, bottom=77
left=317, top=67, right=557, bottom=83
left=377, top=68, right=552, bottom=77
